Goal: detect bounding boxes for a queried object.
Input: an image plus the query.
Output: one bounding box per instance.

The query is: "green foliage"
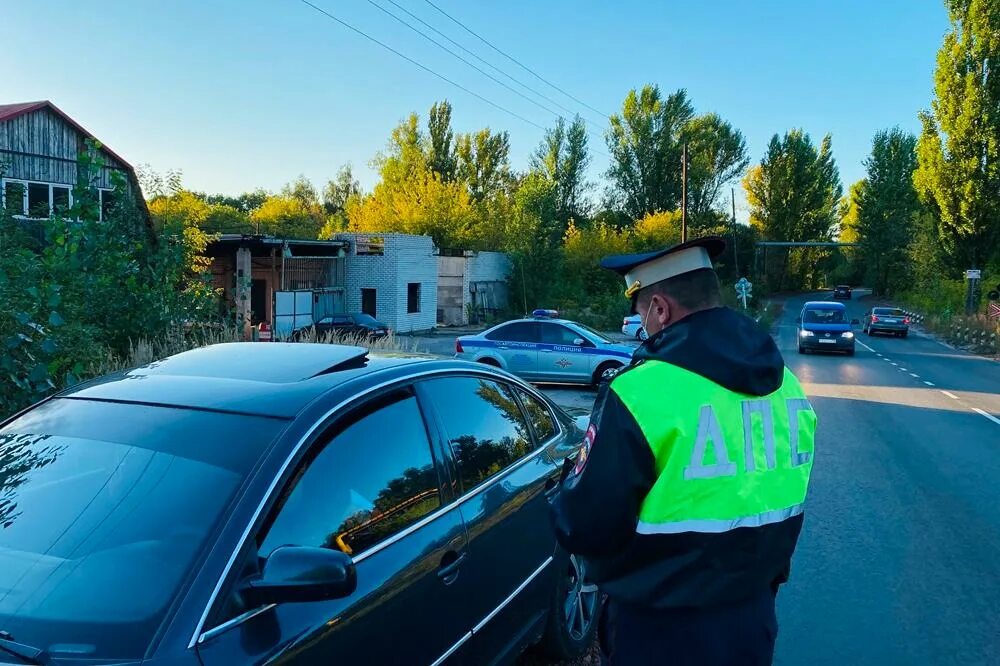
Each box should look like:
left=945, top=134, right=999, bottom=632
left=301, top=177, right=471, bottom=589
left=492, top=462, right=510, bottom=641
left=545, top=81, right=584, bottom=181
left=530, top=115, right=591, bottom=224
left=914, top=0, right=1000, bottom=271
left=0, top=142, right=222, bottom=417
left=855, top=128, right=922, bottom=296
left=743, top=130, right=843, bottom=290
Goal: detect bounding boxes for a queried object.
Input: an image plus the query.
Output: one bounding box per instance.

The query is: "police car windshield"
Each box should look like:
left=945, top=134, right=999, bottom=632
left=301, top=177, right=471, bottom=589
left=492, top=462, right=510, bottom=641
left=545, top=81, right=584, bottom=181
left=573, top=323, right=613, bottom=343
left=802, top=308, right=846, bottom=324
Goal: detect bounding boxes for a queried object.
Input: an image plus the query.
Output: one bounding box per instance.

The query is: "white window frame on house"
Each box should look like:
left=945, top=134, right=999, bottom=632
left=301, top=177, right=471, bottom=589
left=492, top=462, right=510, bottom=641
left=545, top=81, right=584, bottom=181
left=1, top=178, right=75, bottom=219
left=1, top=177, right=114, bottom=221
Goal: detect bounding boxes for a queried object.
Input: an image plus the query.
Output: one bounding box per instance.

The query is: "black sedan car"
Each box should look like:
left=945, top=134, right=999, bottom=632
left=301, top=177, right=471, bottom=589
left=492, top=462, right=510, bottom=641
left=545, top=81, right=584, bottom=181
left=295, top=313, right=389, bottom=341
left=832, top=285, right=852, bottom=300
left=863, top=307, right=910, bottom=337
left=0, top=344, right=596, bottom=665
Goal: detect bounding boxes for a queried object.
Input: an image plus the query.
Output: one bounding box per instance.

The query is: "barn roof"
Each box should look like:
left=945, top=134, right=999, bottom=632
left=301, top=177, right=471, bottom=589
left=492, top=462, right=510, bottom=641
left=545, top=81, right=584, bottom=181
left=0, top=100, right=134, bottom=170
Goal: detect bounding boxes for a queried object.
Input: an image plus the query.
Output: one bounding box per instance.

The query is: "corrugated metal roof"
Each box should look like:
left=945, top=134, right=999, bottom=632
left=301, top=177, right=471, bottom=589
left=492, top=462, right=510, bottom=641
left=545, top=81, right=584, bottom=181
left=0, top=99, right=133, bottom=169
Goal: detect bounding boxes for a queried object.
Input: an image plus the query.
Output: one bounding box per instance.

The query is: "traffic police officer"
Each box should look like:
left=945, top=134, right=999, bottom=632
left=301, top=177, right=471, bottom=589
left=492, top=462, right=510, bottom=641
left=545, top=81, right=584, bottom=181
left=550, top=237, right=815, bottom=665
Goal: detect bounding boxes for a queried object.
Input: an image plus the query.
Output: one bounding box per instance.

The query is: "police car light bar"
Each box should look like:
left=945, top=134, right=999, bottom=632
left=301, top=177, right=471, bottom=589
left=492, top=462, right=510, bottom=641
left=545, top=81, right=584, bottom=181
left=532, top=309, right=559, bottom=318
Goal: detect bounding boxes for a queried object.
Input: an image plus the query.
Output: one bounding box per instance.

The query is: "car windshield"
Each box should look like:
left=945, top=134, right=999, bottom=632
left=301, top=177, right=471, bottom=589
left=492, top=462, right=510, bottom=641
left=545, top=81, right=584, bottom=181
left=0, top=398, right=286, bottom=661
left=352, top=314, right=381, bottom=326
left=571, top=323, right=612, bottom=344
left=873, top=308, right=904, bottom=316
left=803, top=308, right=846, bottom=324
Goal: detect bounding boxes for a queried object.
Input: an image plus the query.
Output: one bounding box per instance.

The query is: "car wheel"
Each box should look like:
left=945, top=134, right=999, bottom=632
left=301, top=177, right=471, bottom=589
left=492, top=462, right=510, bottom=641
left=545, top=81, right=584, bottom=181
left=846, top=347, right=855, bottom=356
left=798, top=346, right=805, bottom=354
left=593, top=362, right=622, bottom=387
left=538, top=553, right=600, bottom=660
left=902, top=330, right=909, bottom=338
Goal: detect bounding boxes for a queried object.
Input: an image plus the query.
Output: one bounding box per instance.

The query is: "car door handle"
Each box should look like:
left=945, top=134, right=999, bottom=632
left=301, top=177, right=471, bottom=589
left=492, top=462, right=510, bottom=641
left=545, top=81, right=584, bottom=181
left=437, top=551, right=467, bottom=583
left=544, top=475, right=561, bottom=501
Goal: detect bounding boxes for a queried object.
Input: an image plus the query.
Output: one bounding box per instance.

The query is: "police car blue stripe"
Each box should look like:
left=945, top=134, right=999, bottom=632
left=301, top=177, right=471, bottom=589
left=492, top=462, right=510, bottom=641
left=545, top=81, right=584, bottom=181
left=458, top=338, right=633, bottom=360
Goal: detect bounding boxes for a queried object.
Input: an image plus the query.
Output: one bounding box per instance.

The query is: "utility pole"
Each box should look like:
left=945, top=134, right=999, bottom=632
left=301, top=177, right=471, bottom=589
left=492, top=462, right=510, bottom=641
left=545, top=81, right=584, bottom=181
left=681, top=143, right=688, bottom=243
left=731, top=187, right=739, bottom=276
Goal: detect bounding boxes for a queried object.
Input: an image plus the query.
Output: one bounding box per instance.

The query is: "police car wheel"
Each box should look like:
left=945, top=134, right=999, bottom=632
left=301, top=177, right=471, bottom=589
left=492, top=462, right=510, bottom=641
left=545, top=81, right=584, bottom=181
left=593, top=362, right=622, bottom=387
left=538, top=552, right=600, bottom=660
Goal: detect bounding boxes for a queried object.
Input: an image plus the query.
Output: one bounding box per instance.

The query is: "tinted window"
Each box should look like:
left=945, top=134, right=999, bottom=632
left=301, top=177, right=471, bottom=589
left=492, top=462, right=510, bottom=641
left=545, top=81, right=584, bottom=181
left=802, top=308, right=846, bottom=324
left=352, top=313, right=380, bottom=326
left=486, top=321, right=539, bottom=342
left=873, top=308, right=904, bottom=316
left=0, top=399, right=285, bottom=661
left=260, top=394, right=440, bottom=559
left=423, top=377, right=532, bottom=492
left=540, top=323, right=582, bottom=345
left=516, top=388, right=557, bottom=441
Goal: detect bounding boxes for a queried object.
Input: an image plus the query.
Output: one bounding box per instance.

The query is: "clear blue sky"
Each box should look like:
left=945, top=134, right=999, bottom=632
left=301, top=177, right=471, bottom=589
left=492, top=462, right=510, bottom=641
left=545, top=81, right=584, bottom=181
left=2, top=0, right=948, bottom=221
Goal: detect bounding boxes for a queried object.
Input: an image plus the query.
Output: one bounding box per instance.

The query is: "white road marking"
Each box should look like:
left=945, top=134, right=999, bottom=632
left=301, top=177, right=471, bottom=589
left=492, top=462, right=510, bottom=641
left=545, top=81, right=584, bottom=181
left=941, top=391, right=959, bottom=400
left=890, top=362, right=898, bottom=366
left=856, top=340, right=876, bottom=353
left=972, top=408, right=1000, bottom=426
left=923, top=381, right=935, bottom=386
left=909, top=373, right=919, bottom=378
left=899, top=368, right=909, bottom=372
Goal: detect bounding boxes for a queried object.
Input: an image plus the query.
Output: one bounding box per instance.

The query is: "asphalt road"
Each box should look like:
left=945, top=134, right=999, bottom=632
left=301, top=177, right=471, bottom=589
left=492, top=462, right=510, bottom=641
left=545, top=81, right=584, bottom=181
left=775, top=293, right=1000, bottom=665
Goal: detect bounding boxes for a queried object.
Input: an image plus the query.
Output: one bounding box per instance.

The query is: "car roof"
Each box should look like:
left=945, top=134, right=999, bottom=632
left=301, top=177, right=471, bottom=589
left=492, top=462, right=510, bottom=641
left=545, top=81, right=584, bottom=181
left=59, top=343, right=450, bottom=418
left=803, top=300, right=847, bottom=309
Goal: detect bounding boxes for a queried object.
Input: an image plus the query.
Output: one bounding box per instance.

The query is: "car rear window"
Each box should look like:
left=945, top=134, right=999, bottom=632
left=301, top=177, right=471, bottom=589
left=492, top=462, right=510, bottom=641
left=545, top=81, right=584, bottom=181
left=873, top=308, right=904, bottom=316
left=0, top=399, right=287, bottom=661
left=352, top=313, right=381, bottom=326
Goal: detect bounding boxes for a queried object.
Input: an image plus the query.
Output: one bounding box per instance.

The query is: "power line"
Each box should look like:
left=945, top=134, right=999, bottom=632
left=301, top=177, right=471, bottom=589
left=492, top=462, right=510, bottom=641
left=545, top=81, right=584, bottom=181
left=297, top=0, right=545, bottom=131
left=366, top=0, right=609, bottom=153
left=381, top=0, right=599, bottom=131
left=422, top=0, right=610, bottom=122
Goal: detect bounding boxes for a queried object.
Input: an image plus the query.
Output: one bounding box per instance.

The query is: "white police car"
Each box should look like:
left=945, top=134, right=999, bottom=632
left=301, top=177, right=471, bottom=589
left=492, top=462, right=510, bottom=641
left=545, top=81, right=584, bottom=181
left=455, top=310, right=635, bottom=386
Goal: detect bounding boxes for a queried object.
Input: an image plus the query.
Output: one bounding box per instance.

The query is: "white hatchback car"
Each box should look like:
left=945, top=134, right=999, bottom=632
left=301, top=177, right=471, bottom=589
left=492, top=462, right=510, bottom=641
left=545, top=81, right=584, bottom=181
left=621, top=315, right=648, bottom=341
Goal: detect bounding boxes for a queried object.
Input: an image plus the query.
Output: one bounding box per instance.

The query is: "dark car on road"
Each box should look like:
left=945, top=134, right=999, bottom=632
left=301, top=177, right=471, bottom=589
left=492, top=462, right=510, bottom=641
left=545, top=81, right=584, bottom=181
left=832, top=285, right=853, bottom=300
left=797, top=301, right=859, bottom=355
left=295, top=313, right=389, bottom=341
left=0, top=344, right=597, bottom=665
left=863, top=307, right=910, bottom=337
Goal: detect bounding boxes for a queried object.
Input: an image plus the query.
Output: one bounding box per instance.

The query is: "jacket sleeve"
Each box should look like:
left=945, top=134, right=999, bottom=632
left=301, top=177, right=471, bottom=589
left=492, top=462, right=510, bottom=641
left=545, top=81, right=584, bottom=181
left=550, top=382, right=657, bottom=558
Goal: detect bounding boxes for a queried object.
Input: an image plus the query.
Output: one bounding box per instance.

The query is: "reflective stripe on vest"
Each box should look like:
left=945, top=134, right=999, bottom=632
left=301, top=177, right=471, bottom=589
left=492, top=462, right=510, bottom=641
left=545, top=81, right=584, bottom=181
left=611, top=361, right=815, bottom=534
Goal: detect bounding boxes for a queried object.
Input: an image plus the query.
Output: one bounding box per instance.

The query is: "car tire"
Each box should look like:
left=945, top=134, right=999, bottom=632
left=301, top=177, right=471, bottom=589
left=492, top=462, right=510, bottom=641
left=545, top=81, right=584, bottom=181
left=902, top=330, right=909, bottom=338
left=538, top=553, right=600, bottom=661
left=798, top=346, right=805, bottom=354
left=593, top=362, right=622, bottom=387
left=846, top=347, right=855, bottom=356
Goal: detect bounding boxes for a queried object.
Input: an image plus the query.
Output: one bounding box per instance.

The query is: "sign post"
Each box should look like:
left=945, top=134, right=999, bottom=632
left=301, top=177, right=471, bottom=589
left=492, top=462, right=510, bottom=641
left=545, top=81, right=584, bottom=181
left=735, top=277, right=753, bottom=310
left=965, top=269, right=981, bottom=315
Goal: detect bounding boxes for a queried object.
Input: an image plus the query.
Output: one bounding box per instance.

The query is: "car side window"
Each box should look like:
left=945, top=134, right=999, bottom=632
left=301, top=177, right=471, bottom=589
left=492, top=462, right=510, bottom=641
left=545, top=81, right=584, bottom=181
left=515, top=388, right=557, bottom=442
left=539, top=324, right=581, bottom=346
left=259, top=392, right=441, bottom=559
left=421, top=377, right=533, bottom=493
left=333, top=316, right=351, bottom=325
left=486, top=322, right=540, bottom=343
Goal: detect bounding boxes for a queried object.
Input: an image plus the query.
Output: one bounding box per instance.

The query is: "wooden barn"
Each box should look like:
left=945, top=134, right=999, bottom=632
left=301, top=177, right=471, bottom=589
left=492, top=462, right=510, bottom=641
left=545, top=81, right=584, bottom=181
left=0, top=100, right=147, bottom=226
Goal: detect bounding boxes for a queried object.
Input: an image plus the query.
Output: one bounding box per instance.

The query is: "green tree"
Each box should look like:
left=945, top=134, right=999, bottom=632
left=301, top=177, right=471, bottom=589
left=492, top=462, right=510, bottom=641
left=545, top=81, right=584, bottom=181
left=606, top=86, right=694, bottom=220
left=427, top=100, right=457, bottom=182
left=856, top=128, right=922, bottom=296
left=914, top=0, right=1000, bottom=271
left=251, top=193, right=325, bottom=239
left=530, top=115, right=591, bottom=223
left=684, top=113, right=750, bottom=227
left=321, top=164, right=361, bottom=236
left=456, top=128, right=511, bottom=204
left=743, top=130, right=843, bottom=290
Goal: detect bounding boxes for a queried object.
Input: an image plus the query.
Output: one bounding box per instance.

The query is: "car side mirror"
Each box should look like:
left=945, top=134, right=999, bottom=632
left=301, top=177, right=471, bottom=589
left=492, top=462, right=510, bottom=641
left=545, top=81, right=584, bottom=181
left=242, top=546, right=357, bottom=607
left=851, top=318, right=860, bottom=325
left=573, top=337, right=586, bottom=346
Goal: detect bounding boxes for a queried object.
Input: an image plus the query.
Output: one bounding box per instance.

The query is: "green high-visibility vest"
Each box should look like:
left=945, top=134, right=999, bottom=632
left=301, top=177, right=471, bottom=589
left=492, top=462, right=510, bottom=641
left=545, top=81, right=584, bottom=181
left=612, top=361, right=816, bottom=535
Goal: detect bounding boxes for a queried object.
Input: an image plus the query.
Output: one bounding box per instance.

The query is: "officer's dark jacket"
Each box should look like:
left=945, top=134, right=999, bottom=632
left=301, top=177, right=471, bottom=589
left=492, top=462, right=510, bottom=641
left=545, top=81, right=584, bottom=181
left=550, top=306, right=804, bottom=610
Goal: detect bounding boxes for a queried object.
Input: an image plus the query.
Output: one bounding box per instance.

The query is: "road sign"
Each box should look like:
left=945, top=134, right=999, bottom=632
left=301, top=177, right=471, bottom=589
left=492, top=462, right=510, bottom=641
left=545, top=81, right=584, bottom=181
left=966, top=269, right=981, bottom=280
left=989, top=302, right=1000, bottom=320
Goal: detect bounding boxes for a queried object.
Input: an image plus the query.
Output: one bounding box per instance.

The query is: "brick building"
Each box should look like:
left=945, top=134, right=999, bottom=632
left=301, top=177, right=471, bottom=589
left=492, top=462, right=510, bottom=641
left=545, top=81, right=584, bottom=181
left=335, top=233, right=438, bottom=334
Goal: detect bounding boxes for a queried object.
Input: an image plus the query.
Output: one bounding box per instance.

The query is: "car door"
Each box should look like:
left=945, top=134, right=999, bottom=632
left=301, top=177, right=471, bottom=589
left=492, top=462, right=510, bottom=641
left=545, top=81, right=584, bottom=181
left=485, top=322, right=540, bottom=379
left=196, top=388, right=475, bottom=666
left=418, top=376, right=562, bottom=664
left=536, top=323, right=590, bottom=383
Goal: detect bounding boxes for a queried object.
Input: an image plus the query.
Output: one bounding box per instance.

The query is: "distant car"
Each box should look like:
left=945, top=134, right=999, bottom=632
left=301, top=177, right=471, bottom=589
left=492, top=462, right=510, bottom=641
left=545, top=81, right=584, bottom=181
left=797, top=301, right=858, bottom=355
left=0, top=344, right=597, bottom=664
left=621, top=314, right=649, bottom=341
left=863, top=307, right=910, bottom=337
left=295, top=313, right=389, bottom=341
left=833, top=285, right=853, bottom=300
left=456, top=310, right=635, bottom=386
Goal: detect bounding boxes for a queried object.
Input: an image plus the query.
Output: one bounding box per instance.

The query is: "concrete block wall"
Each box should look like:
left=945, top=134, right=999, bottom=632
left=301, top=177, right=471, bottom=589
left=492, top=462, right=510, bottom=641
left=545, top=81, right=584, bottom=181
left=464, top=251, right=512, bottom=315
left=336, top=232, right=438, bottom=333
